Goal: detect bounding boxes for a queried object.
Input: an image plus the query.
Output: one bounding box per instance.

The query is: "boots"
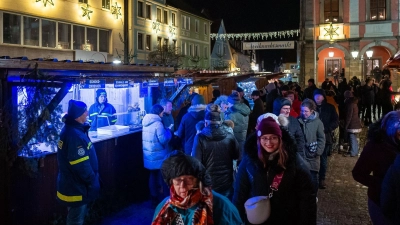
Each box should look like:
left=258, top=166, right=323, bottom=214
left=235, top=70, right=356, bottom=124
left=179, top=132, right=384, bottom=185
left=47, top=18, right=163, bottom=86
left=319, top=180, right=327, bottom=189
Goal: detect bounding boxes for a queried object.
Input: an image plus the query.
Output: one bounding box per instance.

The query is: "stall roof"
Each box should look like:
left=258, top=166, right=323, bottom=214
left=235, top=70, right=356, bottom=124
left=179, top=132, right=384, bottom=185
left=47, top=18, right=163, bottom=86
left=383, top=51, right=400, bottom=69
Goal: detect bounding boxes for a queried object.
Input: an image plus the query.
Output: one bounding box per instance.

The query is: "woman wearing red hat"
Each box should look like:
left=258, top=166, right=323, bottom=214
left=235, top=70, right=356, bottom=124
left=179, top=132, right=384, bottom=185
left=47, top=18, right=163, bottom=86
left=233, top=115, right=316, bottom=225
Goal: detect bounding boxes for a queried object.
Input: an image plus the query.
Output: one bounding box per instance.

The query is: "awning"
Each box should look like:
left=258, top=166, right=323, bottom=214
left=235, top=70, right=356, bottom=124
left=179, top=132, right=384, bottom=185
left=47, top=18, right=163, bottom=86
left=383, top=50, right=400, bottom=69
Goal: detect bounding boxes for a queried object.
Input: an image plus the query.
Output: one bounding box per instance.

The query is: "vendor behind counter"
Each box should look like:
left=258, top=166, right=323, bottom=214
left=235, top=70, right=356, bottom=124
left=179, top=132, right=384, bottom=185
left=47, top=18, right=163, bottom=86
left=88, top=89, right=117, bottom=131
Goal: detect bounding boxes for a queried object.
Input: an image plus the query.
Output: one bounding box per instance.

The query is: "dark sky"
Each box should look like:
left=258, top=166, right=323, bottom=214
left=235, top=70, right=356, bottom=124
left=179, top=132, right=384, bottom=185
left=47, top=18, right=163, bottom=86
left=186, top=0, right=300, bottom=70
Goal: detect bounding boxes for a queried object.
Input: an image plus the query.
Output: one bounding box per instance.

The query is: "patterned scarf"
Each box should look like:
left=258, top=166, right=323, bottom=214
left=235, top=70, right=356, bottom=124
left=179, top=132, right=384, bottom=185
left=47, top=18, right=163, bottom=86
left=152, top=185, right=214, bottom=225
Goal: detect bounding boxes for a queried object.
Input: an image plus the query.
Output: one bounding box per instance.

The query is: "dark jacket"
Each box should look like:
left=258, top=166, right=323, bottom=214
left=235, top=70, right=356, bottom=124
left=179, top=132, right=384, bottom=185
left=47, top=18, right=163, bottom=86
left=176, top=104, right=206, bottom=155
left=352, top=121, right=398, bottom=206
left=56, top=115, right=100, bottom=207
left=315, top=101, right=339, bottom=144
left=242, top=97, right=251, bottom=110
left=303, top=84, right=317, bottom=100
left=161, top=113, right=174, bottom=132
left=88, top=102, right=117, bottom=131
left=233, top=130, right=316, bottom=225
left=192, top=124, right=240, bottom=193
left=381, top=154, right=400, bottom=224
left=265, top=89, right=279, bottom=113
left=225, top=103, right=251, bottom=147
left=344, top=97, right=362, bottom=132
left=249, top=98, right=265, bottom=133
left=361, top=85, right=375, bottom=105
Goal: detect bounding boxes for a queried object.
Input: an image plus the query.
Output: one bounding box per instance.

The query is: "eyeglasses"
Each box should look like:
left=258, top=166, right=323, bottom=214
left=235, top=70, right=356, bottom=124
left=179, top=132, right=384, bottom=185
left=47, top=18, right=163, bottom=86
left=260, top=136, right=279, bottom=143
left=172, top=176, right=196, bottom=186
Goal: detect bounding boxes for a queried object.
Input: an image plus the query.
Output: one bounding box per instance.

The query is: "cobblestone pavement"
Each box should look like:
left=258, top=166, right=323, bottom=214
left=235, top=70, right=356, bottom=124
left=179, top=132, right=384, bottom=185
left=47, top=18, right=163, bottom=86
left=96, top=128, right=372, bottom=225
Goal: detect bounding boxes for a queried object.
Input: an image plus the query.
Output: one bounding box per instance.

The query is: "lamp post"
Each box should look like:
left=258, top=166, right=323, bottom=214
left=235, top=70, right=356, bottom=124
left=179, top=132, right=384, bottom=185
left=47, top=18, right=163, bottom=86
left=350, top=50, right=359, bottom=79
left=366, top=48, right=373, bottom=59
left=328, top=52, right=334, bottom=57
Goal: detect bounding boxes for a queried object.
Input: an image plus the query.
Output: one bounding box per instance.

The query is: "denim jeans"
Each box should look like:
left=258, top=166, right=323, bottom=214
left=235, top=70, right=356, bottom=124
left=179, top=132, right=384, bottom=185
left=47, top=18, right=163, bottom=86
left=310, top=171, right=319, bottom=195
left=368, top=198, right=393, bottom=225
left=319, top=144, right=331, bottom=181
left=67, top=204, right=87, bottom=225
left=149, top=169, right=169, bottom=200
left=348, top=133, right=359, bottom=156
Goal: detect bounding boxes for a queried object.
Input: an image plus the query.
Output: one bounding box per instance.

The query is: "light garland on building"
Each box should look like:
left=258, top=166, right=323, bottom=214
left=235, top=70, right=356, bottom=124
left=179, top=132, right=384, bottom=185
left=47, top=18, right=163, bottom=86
left=81, top=4, right=93, bottom=20
left=111, top=2, right=122, bottom=19
left=36, top=0, right=54, bottom=7
left=210, top=29, right=300, bottom=40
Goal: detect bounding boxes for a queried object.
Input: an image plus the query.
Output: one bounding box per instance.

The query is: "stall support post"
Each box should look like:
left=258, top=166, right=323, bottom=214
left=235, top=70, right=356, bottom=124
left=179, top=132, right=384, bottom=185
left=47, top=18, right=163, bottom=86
left=124, top=0, right=129, bottom=65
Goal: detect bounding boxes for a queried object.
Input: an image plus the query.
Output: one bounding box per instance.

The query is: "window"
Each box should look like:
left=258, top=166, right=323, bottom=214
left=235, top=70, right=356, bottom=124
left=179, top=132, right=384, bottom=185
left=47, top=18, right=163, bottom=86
left=156, top=8, right=162, bottom=22
left=102, top=0, right=110, bottom=10
left=146, top=4, right=151, bottom=19
left=181, top=42, right=186, bottom=55
left=204, top=23, right=207, bottom=35
left=324, top=0, right=339, bottom=22
left=163, top=10, right=168, bottom=24
left=181, top=15, right=190, bottom=30
left=325, top=59, right=341, bottom=78
left=58, top=22, right=71, bottom=49
left=189, top=44, right=193, bottom=56
left=194, top=45, right=199, bottom=57
left=42, top=20, right=56, bottom=48
left=365, top=59, right=381, bottom=76
left=73, top=25, right=85, bottom=50
left=99, top=30, right=109, bottom=52
left=3, top=13, right=21, bottom=44
left=171, top=13, right=176, bottom=26
left=157, top=37, right=162, bottom=48
left=138, top=1, right=144, bottom=17
left=195, top=20, right=199, bottom=33
left=87, top=27, right=97, bottom=51
left=146, top=35, right=151, bottom=50
left=370, top=0, right=386, bottom=20
left=79, top=0, right=88, bottom=3
left=137, top=33, right=143, bottom=50
left=23, top=16, right=39, bottom=46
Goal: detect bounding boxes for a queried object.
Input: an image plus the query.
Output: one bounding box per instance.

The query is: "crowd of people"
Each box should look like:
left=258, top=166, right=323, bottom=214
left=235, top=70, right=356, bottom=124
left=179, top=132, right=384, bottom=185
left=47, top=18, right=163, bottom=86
left=56, top=71, right=400, bottom=224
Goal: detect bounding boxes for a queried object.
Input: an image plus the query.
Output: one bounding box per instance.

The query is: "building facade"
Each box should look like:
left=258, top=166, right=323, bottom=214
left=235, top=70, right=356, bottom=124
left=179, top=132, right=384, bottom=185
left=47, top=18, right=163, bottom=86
left=0, top=0, right=124, bottom=62
left=300, top=0, right=400, bottom=86
left=131, top=0, right=211, bottom=69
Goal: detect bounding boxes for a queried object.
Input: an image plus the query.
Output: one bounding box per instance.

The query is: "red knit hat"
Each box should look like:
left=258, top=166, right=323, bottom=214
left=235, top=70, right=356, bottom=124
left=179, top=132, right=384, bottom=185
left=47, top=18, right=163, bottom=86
left=256, top=117, right=282, bottom=138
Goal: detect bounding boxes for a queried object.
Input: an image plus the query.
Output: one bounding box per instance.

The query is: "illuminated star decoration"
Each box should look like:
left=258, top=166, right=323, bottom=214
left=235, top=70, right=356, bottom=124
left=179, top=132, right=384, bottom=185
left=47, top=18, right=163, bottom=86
left=111, top=2, right=122, bottom=19
left=36, top=0, right=54, bottom=7
left=324, top=22, right=339, bottom=43
left=152, top=21, right=161, bottom=33
left=169, top=26, right=176, bottom=36
left=81, top=4, right=93, bottom=20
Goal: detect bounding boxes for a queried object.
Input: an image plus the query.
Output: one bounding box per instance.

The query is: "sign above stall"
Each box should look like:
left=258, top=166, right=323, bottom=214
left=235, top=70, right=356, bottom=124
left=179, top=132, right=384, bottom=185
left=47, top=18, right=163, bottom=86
left=80, top=79, right=106, bottom=89
left=114, top=80, right=129, bottom=88
left=243, top=41, right=294, bottom=50
left=177, top=78, right=193, bottom=85
left=148, top=79, right=159, bottom=87
left=164, top=78, right=175, bottom=87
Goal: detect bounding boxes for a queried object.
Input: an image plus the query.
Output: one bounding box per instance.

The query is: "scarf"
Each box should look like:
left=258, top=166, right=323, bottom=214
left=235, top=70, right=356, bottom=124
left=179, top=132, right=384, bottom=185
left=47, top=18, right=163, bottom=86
left=152, top=185, right=214, bottom=225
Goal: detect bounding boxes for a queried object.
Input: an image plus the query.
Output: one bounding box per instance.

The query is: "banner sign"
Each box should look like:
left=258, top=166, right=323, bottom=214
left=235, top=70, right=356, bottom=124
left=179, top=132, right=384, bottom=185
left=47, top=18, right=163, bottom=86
left=148, top=79, right=159, bottom=87
left=164, top=78, right=175, bottom=87
left=243, top=41, right=295, bottom=50
left=80, top=79, right=106, bottom=89
left=114, top=80, right=129, bottom=88
left=177, top=78, right=193, bottom=85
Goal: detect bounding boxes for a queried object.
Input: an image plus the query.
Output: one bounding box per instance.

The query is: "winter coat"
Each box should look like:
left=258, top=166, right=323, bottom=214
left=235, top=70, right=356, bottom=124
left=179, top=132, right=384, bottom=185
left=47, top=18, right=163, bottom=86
left=344, top=98, right=362, bottom=132
left=286, top=116, right=306, bottom=158
left=176, top=105, right=206, bottom=155
left=292, top=95, right=302, bottom=116
left=153, top=191, right=243, bottom=225
left=381, top=154, right=400, bottom=224
left=233, top=130, right=317, bottom=225
left=161, top=113, right=174, bottom=132
left=298, top=112, right=326, bottom=172
left=225, top=103, right=250, bottom=146
left=142, top=114, right=172, bottom=170
left=88, top=102, right=117, bottom=131
left=361, top=85, right=375, bottom=105
left=266, top=89, right=279, bottom=113
left=249, top=98, right=265, bottom=133
left=242, top=97, right=251, bottom=110
left=56, top=115, right=100, bottom=207
left=315, top=101, right=339, bottom=145
left=192, top=124, right=240, bottom=193
left=352, top=121, right=397, bottom=206
left=303, top=84, right=317, bottom=100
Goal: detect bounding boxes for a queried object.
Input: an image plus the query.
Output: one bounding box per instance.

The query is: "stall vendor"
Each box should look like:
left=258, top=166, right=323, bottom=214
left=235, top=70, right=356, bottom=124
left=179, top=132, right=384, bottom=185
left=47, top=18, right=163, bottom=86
left=88, top=89, right=117, bottom=131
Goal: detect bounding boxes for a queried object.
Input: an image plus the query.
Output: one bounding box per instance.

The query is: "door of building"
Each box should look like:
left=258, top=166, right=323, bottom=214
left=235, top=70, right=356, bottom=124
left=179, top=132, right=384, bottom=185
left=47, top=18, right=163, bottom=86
left=325, top=59, right=341, bottom=79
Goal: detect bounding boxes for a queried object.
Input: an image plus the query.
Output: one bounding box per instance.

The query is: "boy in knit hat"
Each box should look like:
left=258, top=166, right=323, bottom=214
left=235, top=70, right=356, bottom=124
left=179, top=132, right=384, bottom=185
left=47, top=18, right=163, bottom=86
left=88, top=89, right=117, bottom=131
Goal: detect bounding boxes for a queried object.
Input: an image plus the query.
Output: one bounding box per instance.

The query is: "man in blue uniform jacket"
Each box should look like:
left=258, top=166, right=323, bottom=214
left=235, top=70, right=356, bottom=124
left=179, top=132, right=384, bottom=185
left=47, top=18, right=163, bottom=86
left=57, top=100, right=100, bottom=225
left=88, top=89, right=117, bottom=131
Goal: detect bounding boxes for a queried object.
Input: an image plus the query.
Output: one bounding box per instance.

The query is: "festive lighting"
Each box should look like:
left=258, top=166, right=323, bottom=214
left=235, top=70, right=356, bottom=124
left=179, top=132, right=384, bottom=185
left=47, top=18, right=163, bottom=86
left=324, top=22, right=339, bottom=43
left=328, top=52, right=334, bottom=57
left=152, top=21, right=161, bottom=33
left=111, top=2, right=122, bottom=19
left=366, top=48, right=373, bottom=58
left=36, top=0, right=54, bottom=7
left=81, top=4, right=93, bottom=20
left=210, top=29, right=300, bottom=40
left=351, top=50, right=359, bottom=59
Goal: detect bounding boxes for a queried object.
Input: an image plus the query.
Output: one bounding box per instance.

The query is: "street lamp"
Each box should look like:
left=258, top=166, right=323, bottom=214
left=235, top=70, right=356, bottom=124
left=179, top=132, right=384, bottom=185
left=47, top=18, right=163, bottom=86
left=351, top=50, right=359, bottom=59
left=366, top=48, right=373, bottom=59
left=328, top=52, right=334, bottom=57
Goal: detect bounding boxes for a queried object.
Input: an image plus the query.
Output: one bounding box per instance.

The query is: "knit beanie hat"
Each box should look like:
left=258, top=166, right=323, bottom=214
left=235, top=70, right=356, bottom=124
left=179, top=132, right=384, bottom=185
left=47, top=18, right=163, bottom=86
left=96, top=89, right=107, bottom=98
left=161, top=150, right=212, bottom=186
left=228, top=92, right=241, bottom=104
left=251, top=90, right=260, bottom=96
left=344, top=90, right=353, bottom=99
left=272, top=97, right=292, bottom=116
left=150, top=104, right=164, bottom=115
left=68, top=100, right=87, bottom=119
left=191, top=94, right=205, bottom=105
left=257, top=117, right=282, bottom=138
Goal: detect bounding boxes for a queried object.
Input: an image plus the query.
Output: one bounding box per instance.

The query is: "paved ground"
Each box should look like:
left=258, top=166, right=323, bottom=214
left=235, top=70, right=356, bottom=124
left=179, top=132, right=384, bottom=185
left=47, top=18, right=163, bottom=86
left=95, top=128, right=372, bottom=225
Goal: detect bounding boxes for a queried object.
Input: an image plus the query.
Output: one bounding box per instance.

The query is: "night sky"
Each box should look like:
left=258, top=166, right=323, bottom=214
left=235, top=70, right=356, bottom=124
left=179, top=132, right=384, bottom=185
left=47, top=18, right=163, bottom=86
left=186, top=0, right=300, bottom=71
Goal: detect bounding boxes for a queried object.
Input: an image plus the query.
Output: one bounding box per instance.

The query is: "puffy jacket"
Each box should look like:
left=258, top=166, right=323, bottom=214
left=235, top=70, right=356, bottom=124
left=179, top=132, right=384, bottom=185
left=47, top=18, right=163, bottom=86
left=233, top=130, right=317, bottom=225
left=176, top=104, right=206, bottom=155
left=56, top=115, right=100, bottom=207
left=298, top=112, right=326, bottom=172
left=192, top=124, right=240, bottom=193
left=88, top=102, right=117, bottom=131
left=142, top=114, right=172, bottom=170
left=225, top=103, right=250, bottom=146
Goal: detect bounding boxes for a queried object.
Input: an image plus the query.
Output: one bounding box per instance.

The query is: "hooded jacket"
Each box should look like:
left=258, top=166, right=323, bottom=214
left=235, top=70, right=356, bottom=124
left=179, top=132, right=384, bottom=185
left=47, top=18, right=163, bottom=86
left=176, top=104, right=206, bottom=155
left=56, top=115, right=100, bottom=207
left=142, top=114, right=172, bottom=170
left=192, top=124, right=240, bottom=193
left=225, top=103, right=250, bottom=146
left=298, top=112, right=326, bottom=171
left=88, top=101, right=117, bottom=131
left=233, top=130, right=316, bottom=225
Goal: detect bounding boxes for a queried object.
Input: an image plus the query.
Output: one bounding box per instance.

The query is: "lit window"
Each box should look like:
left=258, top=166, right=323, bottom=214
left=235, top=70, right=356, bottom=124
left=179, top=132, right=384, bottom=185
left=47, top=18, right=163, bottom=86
left=370, top=0, right=385, bottom=21
left=324, top=0, right=339, bottom=23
